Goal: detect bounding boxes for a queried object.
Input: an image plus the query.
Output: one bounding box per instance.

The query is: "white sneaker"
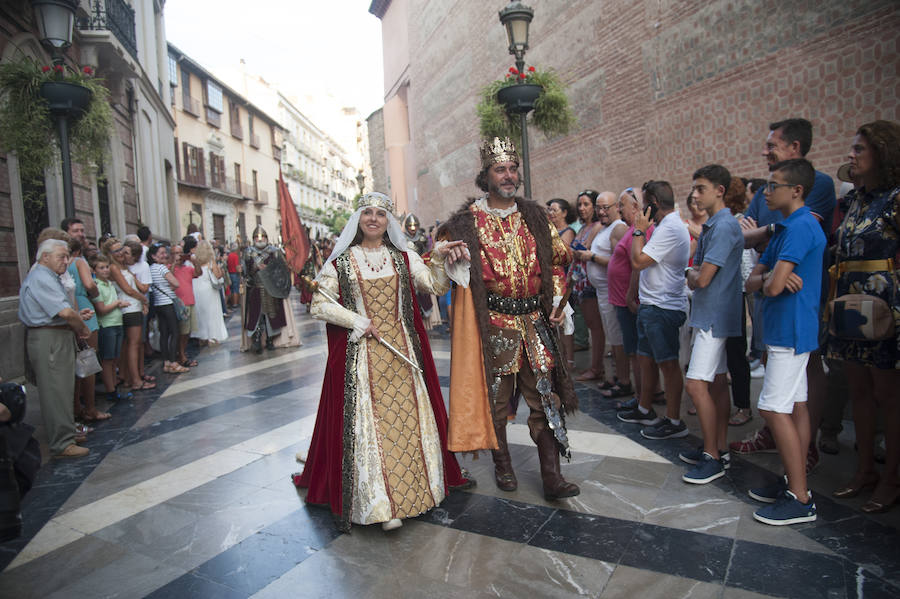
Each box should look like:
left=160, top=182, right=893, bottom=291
left=381, top=518, right=403, bottom=531
left=750, top=364, right=765, bottom=379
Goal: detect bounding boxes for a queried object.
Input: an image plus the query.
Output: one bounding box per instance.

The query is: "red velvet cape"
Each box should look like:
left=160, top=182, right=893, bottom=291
left=295, top=252, right=468, bottom=523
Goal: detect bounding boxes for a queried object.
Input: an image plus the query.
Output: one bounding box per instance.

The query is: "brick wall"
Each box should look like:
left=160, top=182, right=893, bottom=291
left=396, top=0, right=900, bottom=226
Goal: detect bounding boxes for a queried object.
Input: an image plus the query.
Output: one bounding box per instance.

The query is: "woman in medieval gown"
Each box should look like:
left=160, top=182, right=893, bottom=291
left=294, top=192, right=473, bottom=531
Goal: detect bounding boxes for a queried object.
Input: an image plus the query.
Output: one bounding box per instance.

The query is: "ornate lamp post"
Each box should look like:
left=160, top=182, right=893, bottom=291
left=497, top=1, right=535, bottom=198
left=356, top=170, right=365, bottom=195
left=32, top=0, right=83, bottom=220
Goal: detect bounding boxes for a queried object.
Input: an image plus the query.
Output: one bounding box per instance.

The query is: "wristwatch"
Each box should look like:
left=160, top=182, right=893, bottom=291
left=632, top=230, right=645, bottom=237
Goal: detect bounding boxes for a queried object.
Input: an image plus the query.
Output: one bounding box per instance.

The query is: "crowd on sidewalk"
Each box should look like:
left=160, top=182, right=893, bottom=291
left=561, top=118, right=899, bottom=525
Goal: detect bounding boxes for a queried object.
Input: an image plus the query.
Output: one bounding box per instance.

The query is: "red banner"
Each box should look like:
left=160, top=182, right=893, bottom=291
left=278, top=170, right=309, bottom=272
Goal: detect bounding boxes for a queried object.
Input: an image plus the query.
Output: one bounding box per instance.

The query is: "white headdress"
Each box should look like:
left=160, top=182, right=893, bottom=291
left=317, top=192, right=409, bottom=280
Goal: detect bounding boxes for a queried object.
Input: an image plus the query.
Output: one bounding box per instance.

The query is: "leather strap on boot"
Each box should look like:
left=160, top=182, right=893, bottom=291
left=536, top=428, right=580, bottom=500
left=491, top=421, right=517, bottom=492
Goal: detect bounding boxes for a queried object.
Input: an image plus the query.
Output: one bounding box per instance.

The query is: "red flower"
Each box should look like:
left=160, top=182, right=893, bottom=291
left=509, top=67, right=518, bottom=75
left=53, top=65, right=63, bottom=73
left=518, top=72, right=526, bottom=79
left=528, top=66, right=535, bottom=72
left=82, top=66, right=93, bottom=75
left=41, top=66, right=51, bottom=73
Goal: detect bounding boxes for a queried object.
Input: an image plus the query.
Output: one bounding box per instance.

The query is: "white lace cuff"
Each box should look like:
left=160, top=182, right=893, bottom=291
left=349, top=315, right=371, bottom=343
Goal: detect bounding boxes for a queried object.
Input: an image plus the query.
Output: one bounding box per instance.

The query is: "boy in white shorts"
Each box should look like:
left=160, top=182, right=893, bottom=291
left=744, top=158, right=825, bottom=525
left=681, top=165, right=745, bottom=484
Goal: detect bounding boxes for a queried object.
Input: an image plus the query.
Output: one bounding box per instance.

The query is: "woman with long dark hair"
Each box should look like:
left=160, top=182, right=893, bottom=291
left=570, top=190, right=607, bottom=381
left=147, top=244, right=186, bottom=374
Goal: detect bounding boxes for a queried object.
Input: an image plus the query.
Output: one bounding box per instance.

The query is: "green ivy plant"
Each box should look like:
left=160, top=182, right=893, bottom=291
left=0, top=57, right=114, bottom=186
left=476, top=65, right=575, bottom=147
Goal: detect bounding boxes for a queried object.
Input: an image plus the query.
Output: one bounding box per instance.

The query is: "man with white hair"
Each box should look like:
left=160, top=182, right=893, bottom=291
left=18, top=239, right=92, bottom=458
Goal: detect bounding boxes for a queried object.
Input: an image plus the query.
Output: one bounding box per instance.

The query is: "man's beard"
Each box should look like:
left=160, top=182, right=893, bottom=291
left=490, top=180, right=518, bottom=199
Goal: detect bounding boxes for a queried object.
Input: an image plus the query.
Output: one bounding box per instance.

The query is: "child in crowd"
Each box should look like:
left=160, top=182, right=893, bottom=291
left=681, top=165, right=745, bottom=484
left=744, top=158, right=825, bottom=525
left=89, top=254, right=133, bottom=403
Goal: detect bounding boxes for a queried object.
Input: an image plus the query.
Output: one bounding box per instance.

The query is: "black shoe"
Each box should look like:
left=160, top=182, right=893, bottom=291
left=617, top=406, right=660, bottom=425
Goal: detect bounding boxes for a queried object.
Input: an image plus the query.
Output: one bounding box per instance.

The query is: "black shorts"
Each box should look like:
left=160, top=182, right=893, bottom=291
left=122, top=311, right=142, bottom=328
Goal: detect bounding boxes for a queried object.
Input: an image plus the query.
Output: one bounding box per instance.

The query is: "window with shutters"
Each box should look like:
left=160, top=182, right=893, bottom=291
left=168, top=54, right=177, bottom=87
left=248, top=114, right=259, bottom=148
left=181, top=69, right=200, bottom=116
left=205, top=80, right=222, bottom=127
left=181, top=142, right=205, bottom=186
left=251, top=170, right=259, bottom=201
left=229, top=100, right=242, bottom=139
left=209, top=152, right=226, bottom=189
left=238, top=211, right=246, bottom=243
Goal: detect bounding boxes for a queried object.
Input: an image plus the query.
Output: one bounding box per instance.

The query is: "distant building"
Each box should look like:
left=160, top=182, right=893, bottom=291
left=167, top=43, right=284, bottom=247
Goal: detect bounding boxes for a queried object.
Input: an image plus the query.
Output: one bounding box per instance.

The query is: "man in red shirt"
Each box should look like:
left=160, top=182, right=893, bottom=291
left=226, top=243, right=241, bottom=309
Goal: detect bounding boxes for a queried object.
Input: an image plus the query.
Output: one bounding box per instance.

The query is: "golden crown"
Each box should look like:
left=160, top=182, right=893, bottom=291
left=479, top=137, right=519, bottom=169
left=358, top=192, right=394, bottom=213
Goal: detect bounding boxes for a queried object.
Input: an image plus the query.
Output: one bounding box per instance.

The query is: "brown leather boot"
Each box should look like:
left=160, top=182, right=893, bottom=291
left=492, top=421, right=517, bottom=491
left=536, top=428, right=579, bottom=500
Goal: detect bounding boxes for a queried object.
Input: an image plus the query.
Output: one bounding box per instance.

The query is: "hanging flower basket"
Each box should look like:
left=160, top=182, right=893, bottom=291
left=477, top=65, right=575, bottom=147
left=0, top=57, right=113, bottom=186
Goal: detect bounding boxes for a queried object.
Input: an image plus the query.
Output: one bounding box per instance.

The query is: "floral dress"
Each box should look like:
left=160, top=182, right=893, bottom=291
left=826, top=186, right=900, bottom=369
left=569, top=221, right=596, bottom=303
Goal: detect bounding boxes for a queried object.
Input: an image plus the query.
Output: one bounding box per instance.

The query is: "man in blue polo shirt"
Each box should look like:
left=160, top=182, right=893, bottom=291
left=680, top=165, right=745, bottom=484
left=734, top=118, right=835, bottom=467
left=745, top=158, right=825, bottom=525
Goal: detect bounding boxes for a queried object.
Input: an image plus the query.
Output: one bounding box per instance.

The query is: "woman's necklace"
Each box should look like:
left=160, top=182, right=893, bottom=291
left=360, top=245, right=389, bottom=273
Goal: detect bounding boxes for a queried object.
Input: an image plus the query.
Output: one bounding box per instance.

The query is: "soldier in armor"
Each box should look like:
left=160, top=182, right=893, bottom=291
left=402, top=213, right=428, bottom=255
left=242, top=226, right=290, bottom=353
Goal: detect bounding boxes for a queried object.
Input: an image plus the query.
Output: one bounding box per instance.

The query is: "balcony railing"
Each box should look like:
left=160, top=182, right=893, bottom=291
left=79, top=0, right=138, bottom=60
left=210, top=176, right=242, bottom=196
left=180, top=170, right=206, bottom=187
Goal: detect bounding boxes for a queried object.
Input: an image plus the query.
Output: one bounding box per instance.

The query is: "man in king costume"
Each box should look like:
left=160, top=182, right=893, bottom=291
left=439, top=137, right=580, bottom=499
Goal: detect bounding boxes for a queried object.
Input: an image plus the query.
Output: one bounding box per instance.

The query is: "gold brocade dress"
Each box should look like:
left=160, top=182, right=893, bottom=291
left=311, top=245, right=452, bottom=524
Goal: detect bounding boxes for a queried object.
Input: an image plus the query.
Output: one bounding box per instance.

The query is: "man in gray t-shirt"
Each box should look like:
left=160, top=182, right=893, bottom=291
left=681, top=165, right=744, bottom=485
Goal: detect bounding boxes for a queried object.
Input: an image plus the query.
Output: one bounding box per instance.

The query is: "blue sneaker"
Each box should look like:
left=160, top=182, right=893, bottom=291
left=617, top=406, right=660, bottom=425
left=748, top=475, right=788, bottom=503
left=679, top=446, right=731, bottom=470
left=753, top=490, right=817, bottom=525
left=682, top=452, right=725, bottom=484
left=615, top=396, right=639, bottom=411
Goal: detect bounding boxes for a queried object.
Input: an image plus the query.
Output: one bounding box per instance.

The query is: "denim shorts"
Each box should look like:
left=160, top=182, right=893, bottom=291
left=615, top=305, right=638, bottom=355
left=98, top=325, right=123, bottom=361
left=636, top=304, right=686, bottom=363
left=229, top=273, right=240, bottom=294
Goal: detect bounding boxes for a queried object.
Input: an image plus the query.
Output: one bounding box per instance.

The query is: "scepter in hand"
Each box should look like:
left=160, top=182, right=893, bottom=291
left=299, top=275, right=423, bottom=373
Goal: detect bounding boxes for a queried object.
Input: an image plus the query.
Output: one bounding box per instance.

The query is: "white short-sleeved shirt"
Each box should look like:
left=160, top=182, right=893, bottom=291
left=638, top=211, right=690, bottom=312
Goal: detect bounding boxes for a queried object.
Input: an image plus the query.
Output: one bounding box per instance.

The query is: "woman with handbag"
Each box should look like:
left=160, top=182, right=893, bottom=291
left=147, top=244, right=188, bottom=374
left=191, top=240, right=228, bottom=344
left=826, top=120, right=900, bottom=513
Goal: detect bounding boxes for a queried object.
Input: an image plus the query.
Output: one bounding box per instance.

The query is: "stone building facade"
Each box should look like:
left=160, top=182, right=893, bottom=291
left=370, top=0, right=900, bottom=226
left=1, top=0, right=178, bottom=379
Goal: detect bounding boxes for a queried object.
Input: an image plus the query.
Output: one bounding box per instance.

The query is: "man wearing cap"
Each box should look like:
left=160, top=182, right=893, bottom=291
left=439, top=137, right=579, bottom=500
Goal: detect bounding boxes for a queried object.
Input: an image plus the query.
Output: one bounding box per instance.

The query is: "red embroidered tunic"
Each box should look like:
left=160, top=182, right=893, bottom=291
left=471, top=202, right=571, bottom=373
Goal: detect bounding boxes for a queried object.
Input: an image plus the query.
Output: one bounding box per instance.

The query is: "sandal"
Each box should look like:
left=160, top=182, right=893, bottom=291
left=728, top=408, right=753, bottom=426
left=165, top=364, right=189, bottom=374
left=75, top=423, right=94, bottom=435
left=597, top=379, right=618, bottom=391
left=142, top=374, right=156, bottom=382
left=133, top=381, right=156, bottom=391
left=83, top=411, right=111, bottom=422
left=601, top=382, right=633, bottom=398
left=181, top=359, right=199, bottom=368
left=575, top=369, right=603, bottom=382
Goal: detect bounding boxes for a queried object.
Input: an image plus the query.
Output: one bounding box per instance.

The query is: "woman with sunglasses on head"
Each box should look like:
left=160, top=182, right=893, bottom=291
left=570, top=190, right=608, bottom=382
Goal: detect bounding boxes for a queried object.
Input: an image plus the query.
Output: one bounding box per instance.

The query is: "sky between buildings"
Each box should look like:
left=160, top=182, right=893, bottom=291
left=164, top=0, right=385, bottom=120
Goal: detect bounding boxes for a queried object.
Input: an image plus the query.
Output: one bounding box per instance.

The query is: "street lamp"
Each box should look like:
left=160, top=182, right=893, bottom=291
left=497, top=1, right=536, bottom=198
left=32, top=0, right=81, bottom=220
left=356, top=170, right=365, bottom=195
left=498, top=1, right=533, bottom=75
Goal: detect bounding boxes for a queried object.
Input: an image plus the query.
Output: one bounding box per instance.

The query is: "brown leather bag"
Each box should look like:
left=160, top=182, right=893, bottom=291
left=827, top=293, right=895, bottom=341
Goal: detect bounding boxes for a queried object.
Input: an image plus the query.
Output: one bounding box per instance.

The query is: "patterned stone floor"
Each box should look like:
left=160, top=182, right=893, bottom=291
left=1, top=295, right=898, bottom=598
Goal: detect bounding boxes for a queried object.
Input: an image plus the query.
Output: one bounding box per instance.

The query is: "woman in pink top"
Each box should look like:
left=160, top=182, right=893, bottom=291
left=172, top=237, right=202, bottom=367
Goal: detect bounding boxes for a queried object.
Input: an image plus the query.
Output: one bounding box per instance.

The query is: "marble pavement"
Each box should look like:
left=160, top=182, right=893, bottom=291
left=1, top=296, right=898, bottom=598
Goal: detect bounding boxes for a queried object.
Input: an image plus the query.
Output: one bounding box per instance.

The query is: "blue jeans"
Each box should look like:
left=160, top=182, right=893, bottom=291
left=636, top=304, right=686, bottom=363
left=615, top=305, right=638, bottom=356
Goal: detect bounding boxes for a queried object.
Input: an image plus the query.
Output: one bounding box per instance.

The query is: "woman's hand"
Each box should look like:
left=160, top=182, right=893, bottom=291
left=575, top=249, right=593, bottom=262
left=437, top=240, right=470, bottom=265
left=363, top=322, right=381, bottom=342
